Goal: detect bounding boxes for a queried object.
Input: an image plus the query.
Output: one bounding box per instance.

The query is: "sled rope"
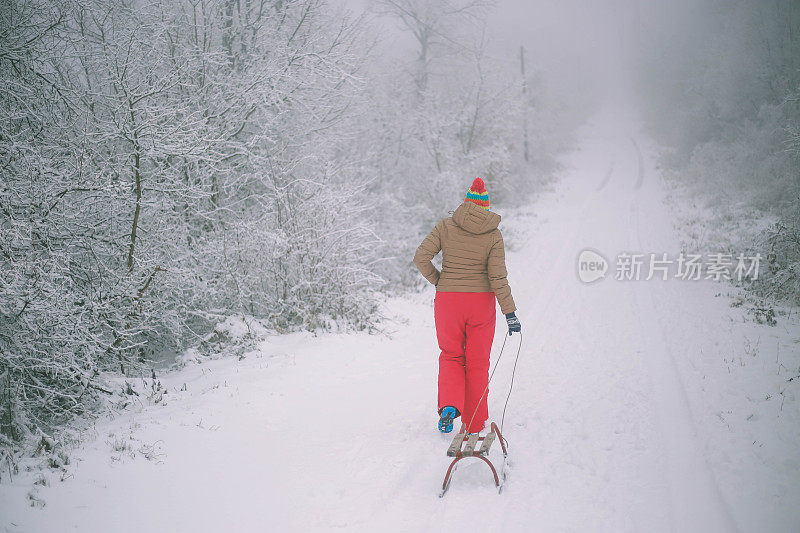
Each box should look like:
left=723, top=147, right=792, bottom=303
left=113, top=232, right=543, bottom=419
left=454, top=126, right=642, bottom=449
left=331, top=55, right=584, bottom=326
left=464, top=331, right=523, bottom=447
left=499, top=331, right=523, bottom=437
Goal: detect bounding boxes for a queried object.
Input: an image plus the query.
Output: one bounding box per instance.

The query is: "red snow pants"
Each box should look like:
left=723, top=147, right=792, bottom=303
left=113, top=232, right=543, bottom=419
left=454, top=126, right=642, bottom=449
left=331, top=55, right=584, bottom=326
left=435, top=291, right=496, bottom=433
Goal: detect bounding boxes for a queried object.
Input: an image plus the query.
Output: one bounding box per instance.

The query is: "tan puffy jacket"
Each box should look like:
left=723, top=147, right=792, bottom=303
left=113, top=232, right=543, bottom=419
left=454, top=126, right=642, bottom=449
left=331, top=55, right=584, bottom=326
left=414, top=201, right=516, bottom=314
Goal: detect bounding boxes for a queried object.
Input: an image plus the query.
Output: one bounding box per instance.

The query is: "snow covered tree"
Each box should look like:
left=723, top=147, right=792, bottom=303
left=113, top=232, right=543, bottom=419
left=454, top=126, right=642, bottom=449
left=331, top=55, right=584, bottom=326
left=0, top=0, right=380, bottom=449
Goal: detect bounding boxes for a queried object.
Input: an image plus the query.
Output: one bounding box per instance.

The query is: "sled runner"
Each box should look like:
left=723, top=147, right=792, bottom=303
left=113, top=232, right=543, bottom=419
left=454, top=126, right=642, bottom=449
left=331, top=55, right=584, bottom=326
left=439, top=421, right=508, bottom=497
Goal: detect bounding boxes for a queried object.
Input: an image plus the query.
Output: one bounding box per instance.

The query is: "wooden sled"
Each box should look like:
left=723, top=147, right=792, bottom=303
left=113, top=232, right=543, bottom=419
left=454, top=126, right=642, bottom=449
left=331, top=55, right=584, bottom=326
left=439, top=421, right=508, bottom=497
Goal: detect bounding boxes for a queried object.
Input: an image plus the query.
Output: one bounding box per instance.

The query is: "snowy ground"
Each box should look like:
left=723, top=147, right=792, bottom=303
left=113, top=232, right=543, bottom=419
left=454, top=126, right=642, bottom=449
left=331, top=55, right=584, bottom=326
left=2, top=110, right=798, bottom=532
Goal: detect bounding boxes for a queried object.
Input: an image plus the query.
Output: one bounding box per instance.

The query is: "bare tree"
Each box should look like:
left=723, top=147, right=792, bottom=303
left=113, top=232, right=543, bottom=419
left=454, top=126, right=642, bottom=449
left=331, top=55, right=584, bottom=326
left=375, top=0, right=489, bottom=92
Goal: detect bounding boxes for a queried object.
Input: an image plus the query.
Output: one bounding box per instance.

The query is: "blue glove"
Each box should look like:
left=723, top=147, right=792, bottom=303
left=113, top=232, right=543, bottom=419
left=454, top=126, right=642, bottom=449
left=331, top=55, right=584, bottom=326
left=505, top=312, right=521, bottom=335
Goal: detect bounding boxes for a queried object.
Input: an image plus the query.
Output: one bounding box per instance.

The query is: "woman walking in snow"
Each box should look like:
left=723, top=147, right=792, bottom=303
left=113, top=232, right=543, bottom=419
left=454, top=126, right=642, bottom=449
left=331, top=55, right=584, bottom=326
left=414, top=178, right=521, bottom=434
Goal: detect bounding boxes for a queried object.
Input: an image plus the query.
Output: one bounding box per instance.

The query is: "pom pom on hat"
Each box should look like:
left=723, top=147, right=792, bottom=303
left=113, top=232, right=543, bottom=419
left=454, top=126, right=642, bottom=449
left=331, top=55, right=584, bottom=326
left=465, top=177, right=490, bottom=210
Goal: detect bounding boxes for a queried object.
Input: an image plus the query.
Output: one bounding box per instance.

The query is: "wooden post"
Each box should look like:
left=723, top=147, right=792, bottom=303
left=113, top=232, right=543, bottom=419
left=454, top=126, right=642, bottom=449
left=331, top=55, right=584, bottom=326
left=520, top=45, right=529, bottom=163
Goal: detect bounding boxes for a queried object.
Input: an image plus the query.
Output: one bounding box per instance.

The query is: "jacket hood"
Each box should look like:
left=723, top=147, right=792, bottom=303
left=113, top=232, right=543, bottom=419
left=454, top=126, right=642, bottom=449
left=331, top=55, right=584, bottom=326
left=452, top=201, right=501, bottom=235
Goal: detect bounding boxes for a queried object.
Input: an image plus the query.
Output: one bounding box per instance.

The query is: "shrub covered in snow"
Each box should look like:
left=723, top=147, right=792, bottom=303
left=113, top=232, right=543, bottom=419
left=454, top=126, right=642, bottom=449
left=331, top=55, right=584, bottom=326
left=0, top=0, right=380, bottom=450
left=639, top=1, right=800, bottom=305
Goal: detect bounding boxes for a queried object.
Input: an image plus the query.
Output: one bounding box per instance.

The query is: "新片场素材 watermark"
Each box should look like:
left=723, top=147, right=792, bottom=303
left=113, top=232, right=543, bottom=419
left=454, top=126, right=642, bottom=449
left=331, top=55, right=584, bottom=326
left=577, top=249, right=761, bottom=283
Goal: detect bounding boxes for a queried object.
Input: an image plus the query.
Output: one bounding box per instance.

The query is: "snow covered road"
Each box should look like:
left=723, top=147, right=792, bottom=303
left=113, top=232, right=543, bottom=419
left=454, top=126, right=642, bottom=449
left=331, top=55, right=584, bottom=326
left=3, top=111, right=798, bottom=532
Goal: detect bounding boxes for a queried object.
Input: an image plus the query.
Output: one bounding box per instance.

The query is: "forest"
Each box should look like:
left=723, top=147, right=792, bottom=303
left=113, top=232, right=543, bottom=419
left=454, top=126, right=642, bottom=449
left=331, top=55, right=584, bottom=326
left=635, top=0, right=800, bottom=304
left=0, top=0, right=577, bottom=455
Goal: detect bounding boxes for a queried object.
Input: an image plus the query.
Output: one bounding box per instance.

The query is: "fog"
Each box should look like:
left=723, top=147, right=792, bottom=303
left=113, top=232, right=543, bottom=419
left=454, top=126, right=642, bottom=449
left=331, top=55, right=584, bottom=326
left=346, top=0, right=711, bottom=110
left=1, top=0, right=799, bottom=529
left=489, top=0, right=641, bottom=107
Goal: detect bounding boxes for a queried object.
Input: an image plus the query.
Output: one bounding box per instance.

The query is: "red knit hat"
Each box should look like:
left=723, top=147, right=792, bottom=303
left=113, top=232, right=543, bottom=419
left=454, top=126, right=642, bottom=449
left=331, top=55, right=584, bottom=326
left=465, top=178, right=490, bottom=210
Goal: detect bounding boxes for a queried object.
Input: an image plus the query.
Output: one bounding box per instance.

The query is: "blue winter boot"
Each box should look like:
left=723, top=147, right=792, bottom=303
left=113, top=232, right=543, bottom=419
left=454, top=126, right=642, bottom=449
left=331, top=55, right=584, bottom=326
left=438, top=406, right=459, bottom=433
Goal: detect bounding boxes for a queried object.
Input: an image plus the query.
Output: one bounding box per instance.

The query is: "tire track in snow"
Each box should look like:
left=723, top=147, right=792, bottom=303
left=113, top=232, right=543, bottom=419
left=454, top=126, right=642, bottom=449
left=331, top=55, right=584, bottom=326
left=596, top=160, right=615, bottom=191
left=486, top=129, right=666, bottom=528
left=627, top=152, right=738, bottom=531
left=569, top=138, right=674, bottom=528
left=631, top=137, right=644, bottom=191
